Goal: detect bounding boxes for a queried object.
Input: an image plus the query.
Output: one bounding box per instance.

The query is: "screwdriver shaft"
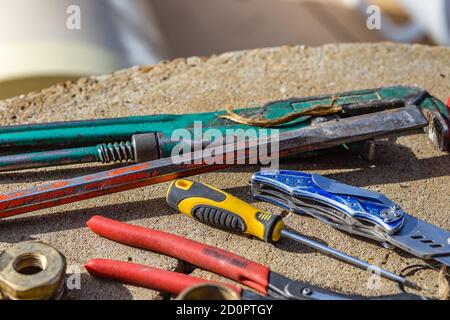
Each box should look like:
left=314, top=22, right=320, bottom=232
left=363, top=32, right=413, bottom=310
left=280, top=229, right=417, bottom=288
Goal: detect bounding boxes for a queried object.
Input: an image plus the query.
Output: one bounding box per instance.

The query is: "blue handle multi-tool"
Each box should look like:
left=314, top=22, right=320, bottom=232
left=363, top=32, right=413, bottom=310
left=251, top=170, right=450, bottom=267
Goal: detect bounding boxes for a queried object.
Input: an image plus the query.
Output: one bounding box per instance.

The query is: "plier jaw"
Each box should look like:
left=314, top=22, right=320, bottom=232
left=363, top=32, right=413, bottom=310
left=266, top=272, right=422, bottom=300
left=267, top=272, right=348, bottom=300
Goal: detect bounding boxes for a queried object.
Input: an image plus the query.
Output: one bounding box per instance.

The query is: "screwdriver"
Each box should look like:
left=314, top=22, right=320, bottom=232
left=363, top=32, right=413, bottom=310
left=166, top=179, right=417, bottom=289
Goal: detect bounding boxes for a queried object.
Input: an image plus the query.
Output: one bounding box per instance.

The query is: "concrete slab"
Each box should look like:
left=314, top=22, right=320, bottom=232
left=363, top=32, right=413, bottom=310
left=0, top=43, right=449, bottom=299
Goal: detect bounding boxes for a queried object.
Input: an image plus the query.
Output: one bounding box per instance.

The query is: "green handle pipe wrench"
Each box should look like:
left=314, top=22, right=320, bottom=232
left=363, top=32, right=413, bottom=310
left=0, top=86, right=448, bottom=171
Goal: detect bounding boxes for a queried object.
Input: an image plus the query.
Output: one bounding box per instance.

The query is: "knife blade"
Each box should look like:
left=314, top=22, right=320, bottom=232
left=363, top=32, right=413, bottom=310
left=251, top=170, right=450, bottom=266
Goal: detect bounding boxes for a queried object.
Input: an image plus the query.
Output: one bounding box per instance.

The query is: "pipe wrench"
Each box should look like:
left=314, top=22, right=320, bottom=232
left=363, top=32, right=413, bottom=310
left=251, top=170, right=450, bottom=267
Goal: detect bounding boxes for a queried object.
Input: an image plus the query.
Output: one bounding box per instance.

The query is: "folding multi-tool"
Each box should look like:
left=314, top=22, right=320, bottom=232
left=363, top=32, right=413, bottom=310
left=251, top=170, right=450, bottom=267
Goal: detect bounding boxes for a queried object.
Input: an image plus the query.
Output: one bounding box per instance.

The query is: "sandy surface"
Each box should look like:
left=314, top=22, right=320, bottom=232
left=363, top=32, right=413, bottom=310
left=0, top=43, right=449, bottom=300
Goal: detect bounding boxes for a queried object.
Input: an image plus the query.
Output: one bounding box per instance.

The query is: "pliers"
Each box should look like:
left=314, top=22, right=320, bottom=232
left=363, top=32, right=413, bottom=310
left=85, top=216, right=421, bottom=300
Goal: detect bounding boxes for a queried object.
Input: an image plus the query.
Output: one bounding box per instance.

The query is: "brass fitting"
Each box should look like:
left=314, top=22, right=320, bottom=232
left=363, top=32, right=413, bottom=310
left=177, top=283, right=240, bottom=300
left=0, top=242, right=66, bottom=300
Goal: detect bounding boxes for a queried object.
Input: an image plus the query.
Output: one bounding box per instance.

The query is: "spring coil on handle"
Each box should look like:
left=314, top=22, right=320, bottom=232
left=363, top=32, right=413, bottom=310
left=97, top=141, right=135, bottom=163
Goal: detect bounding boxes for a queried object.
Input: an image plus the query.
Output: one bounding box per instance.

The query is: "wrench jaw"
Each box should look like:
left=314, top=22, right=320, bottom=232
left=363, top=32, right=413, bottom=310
left=419, top=93, right=450, bottom=152
left=251, top=170, right=405, bottom=246
left=427, top=109, right=450, bottom=152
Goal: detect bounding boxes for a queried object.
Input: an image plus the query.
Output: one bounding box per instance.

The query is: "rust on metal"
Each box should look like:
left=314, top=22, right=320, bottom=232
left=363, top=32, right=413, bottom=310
left=0, top=106, right=427, bottom=219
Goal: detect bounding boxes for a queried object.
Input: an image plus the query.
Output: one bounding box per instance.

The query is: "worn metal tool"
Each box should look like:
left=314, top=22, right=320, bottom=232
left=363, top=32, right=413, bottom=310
left=0, top=242, right=66, bottom=300
left=176, top=283, right=242, bottom=300
left=0, top=105, right=427, bottom=219
left=0, top=85, right=447, bottom=171
left=251, top=170, right=450, bottom=267
left=85, top=216, right=421, bottom=300
left=166, top=179, right=416, bottom=288
left=0, top=133, right=160, bottom=171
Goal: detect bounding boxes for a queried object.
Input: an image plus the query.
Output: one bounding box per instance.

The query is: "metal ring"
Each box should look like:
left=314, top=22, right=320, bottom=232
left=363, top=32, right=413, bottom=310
left=0, top=242, right=66, bottom=300
left=176, top=283, right=240, bottom=300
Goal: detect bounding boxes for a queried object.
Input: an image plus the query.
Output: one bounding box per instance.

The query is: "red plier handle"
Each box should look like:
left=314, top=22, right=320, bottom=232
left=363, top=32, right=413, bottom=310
left=86, top=258, right=242, bottom=296
left=85, top=216, right=270, bottom=294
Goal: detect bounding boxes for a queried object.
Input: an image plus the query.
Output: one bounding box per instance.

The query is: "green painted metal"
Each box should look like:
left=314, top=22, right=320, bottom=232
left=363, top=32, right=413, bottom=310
left=3, top=85, right=445, bottom=150
left=156, top=86, right=448, bottom=157
left=0, top=146, right=100, bottom=171
left=0, top=85, right=447, bottom=171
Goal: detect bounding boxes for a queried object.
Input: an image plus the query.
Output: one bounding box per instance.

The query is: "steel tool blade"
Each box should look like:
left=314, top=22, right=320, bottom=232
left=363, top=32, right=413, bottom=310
left=251, top=170, right=450, bottom=267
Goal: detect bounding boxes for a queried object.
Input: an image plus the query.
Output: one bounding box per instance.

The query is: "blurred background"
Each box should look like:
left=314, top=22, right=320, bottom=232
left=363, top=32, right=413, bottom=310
left=0, top=0, right=449, bottom=99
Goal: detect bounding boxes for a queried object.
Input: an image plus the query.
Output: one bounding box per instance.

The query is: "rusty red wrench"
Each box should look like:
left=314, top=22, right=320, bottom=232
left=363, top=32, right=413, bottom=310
left=0, top=106, right=426, bottom=219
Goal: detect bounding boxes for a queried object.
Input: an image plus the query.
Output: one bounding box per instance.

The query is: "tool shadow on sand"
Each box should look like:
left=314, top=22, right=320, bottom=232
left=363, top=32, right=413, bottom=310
left=324, top=144, right=450, bottom=186
left=1, top=138, right=449, bottom=187
left=0, top=163, right=127, bottom=184
left=269, top=142, right=450, bottom=187
left=64, top=273, right=134, bottom=300
left=276, top=229, right=327, bottom=255
left=0, top=184, right=255, bottom=242
left=194, top=141, right=450, bottom=188
left=0, top=197, right=172, bottom=243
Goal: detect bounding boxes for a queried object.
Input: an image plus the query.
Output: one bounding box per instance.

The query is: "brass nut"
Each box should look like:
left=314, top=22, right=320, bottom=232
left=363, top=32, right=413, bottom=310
left=177, top=283, right=240, bottom=300
left=0, top=242, right=66, bottom=300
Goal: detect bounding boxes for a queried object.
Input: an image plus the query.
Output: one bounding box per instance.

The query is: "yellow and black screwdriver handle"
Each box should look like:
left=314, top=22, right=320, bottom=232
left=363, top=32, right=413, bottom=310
left=166, top=179, right=284, bottom=242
